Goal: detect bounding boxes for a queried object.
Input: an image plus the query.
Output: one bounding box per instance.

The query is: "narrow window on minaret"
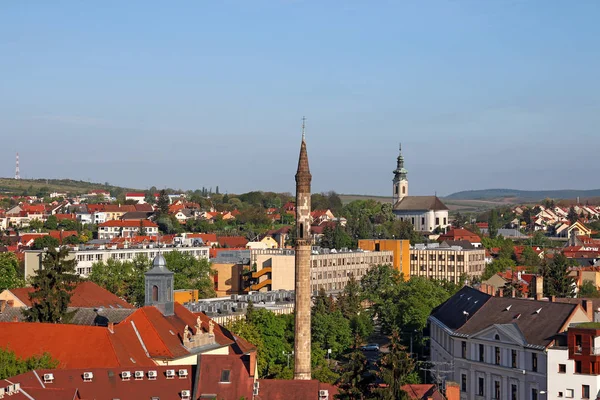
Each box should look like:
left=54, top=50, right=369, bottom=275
left=300, top=224, right=304, bottom=239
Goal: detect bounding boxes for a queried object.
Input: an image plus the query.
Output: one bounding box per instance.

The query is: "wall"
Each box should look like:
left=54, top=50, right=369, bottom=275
left=548, top=347, right=600, bottom=400
left=174, top=290, right=199, bottom=304
left=358, top=239, right=410, bottom=278
left=212, top=263, right=245, bottom=296
left=0, top=290, right=27, bottom=307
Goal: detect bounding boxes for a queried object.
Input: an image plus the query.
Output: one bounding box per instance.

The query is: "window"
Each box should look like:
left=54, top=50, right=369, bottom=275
left=402, top=186, right=406, bottom=194
left=494, top=381, right=500, bottom=399
left=558, top=392, right=563, bottom=397
left=461, top=341, right=467, bottom=359
left=583, top=385, right=590, bottom=399
left=558, top=363, right=566, bottom=373
left=576, top=335, right=582, bottom=353
left=461, top=374, right=467, bottom=392
left=435, top=217, right=440, bottom=225
left=532, top=353, right=537, bottom=372
left=479, top=344, right=485, bottom=362
left=478, top=377, right=484, bottom=396
left=220, top=370, right=231, bottom=383
left=152, top=285, right=159, bottom=302
left=565, top=388, right=574, bottom=398
left=412, top=217, right=415, bottom=224
left=495, top=347, right=501, bottom=365
left=512, top=350, right=517, bottom=368
left=511, top=384, right=517, bottom=400
left=421, top=217, right=425, bottom=226
left=443, top=217, right=447, bottom=225
left=575, top=360, right=581, bottom=374
left=531, top=388, right=538, bottom=400
left=299, top=223, right=304, bottom=239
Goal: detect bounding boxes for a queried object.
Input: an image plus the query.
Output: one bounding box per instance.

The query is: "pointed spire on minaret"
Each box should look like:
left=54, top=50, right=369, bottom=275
left=296, top=117, right=311, bottom=182
left=301, top=116, right=306, bottom=141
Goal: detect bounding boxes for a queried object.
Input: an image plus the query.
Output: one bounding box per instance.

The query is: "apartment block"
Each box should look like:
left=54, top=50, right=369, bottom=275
left=409, top=242, right=486, bottom=284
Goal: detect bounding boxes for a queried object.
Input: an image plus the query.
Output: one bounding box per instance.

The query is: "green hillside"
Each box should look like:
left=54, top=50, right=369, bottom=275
left=445, top=188, right=600, bottom=202
left=0, top=177, right=139, bottom=196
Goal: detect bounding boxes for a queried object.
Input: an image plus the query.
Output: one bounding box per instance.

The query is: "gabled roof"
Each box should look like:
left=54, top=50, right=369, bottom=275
left=401, top=384, right=445, bottom=400
left=438, top=228, right=480, bottom=243
left=5, top=281, right=134, bottom=309
left=393, top=196, right=449, bottom=211
left=217, top=236, right=249, bottom=248
left=430, top=286, right=491, bottom=331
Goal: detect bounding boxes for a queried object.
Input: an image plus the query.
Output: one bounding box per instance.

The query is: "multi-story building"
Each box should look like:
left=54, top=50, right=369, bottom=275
left=97, top=220, right=159, bottom=240
left=249, top=247, right=394, bottom=294
left=24, top=243, right=210, bottom=277
left=548, top=322, right=600, bottom=400
left=358, top=239, right=410, bottom=277
left=429, top=287, right=591, bottom=400
left=409, top=243, right=486, bottom=284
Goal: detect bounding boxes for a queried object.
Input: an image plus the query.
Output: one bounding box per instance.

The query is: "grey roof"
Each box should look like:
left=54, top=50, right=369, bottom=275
left=0, top=307, right=134, bottom=326
left=393, top=196, right=449, bottom=211
left=120, top=211, right=153, bottom=220
left=431, top=286, right=580, bottom=347
left=440, top=240, right=476, bottom=250
left=146, top=253, right=173, bottom=275
left=480, top=228, right=529, bottom=238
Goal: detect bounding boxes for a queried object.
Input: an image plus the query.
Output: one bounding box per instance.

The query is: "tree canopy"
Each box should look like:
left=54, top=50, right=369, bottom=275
left=0, top=252, right=25, bottom=291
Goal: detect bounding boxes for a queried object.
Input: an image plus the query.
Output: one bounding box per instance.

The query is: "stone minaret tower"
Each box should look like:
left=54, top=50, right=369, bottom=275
left=392, top=143, right=408, bottom=205
left=145, top=253, right=175, bottom=316
left=294, top=117, right=312, bottom=380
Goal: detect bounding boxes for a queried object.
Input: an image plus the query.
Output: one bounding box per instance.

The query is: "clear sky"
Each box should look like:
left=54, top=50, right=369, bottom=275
left=1, top=1, right=599, bottom=196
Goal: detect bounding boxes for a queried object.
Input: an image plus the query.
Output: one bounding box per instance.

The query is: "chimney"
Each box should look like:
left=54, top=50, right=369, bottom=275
left=512, top=288, right=516, bottom=298
left=445, top=382, right=460, bottom=400
left=535, top=275, right=544, bottom=299
left=550, top=295, right=556, bottom=302
left=108, top=322, right=114, bottom=333
left=584, top=300, right=594, bottom=321
left=499, top=289, right=503, bottom=297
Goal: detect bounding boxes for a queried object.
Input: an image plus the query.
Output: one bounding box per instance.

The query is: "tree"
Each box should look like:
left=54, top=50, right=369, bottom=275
left=568, top=206, right=578, bottom=224
left=579, top=280, right=600, bottom=298
left=520, top=246, right=541, bottom=268
left=88, top=254, right=151, bottom=306
left=0, top=252, right=25, bottom=290
left=62, top=235, right=81, bottom=245
left=335, top=349, right=373, bottom=400
left=482, top=258, right=516, bottom=280
left=31, top=235, right=60, bottom=250
left=0, top=347, right=59, bottom=380
left=337, top=275, right=362, bottom=320
left=28, top=219, right=43, bottom=231
left=543, top=253, right=576, bottom=298
left=163, top=251, right=216, bottom=298
left=488, top=209, right=499, bottom=239
left=373, top=331, right=416, bottom=400
left=157, top=189, right=170, bottom=215
left=45, top=215, right=58, bottom=230
left=24, top=247, right=81, bottom=323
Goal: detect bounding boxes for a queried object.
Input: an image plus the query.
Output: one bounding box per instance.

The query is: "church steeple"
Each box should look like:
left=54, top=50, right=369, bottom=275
left=392, top=143, right=408, bottom=204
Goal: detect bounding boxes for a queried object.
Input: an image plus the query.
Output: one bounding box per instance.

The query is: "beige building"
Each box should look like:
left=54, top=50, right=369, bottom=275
left=409, top=242, right=485, bottom=284
left=250, top=248, right=394, bottom=294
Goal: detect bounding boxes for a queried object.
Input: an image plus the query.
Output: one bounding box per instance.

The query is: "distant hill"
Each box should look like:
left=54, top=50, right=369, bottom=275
left=0, top=177, right=139, bottom=196
left=445, top=188, right=600, bottom=202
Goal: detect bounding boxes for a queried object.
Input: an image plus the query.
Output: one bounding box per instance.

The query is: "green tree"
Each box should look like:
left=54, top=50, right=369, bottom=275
left=520, top=246, right=541, bottom=267
left=482, top=258, right=516, bottom=280
left=579, top=280, right=600, bottom=298
left=157, top=189, right=170, bottom=215
left=0, top=252, right=25, bottom=290
left=31, top=235, right=60, bottom=250
left=45, top=215, right=58, bottom=230
left=0, top=347, right=59, bottom=380
left=543, top=253, right=575, bottom=298
left=163, top=251, right=216, bottom=298
left=488, top=209, right=499, bottom=239
left=373, top=331, right=415, bottom=400
left=23, top=247, right=81, bottom=323
left=62, top=235, right=81, bottom=245
left=335, top=349, right=373, bottom=400
left=567, top=206, right=578, bottom=224
left=28, top=219, right=44, bottom=231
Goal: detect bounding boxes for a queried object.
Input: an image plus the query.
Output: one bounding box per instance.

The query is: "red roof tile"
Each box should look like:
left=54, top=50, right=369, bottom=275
left=99, top=220, right=157, bottom=228
left=257, top=380, right=337, bottom=400
left=217, top=236, right=248, bottom=248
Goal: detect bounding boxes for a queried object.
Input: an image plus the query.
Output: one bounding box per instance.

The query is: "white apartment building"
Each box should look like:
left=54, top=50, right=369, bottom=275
left=410, top=243, right=486, bottom=284
left=24, top=244, right=210, bottom=278
left=97, top=220, right=159, bottom=240
left=429, top=287, right=590, bottom=400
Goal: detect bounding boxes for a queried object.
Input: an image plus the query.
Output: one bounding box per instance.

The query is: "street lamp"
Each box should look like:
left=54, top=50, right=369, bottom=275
left=327, top=348, right=331, bottom=361
left=283, top=350, right=294, bottom=368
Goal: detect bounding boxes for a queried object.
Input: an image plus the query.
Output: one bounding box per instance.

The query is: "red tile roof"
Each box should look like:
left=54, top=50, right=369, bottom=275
left=217, top=236, right=249, bottom=248
left=256, top=380, right=338, bottom=400
left=126, top=192, right=146, bottom=197
left=186, top=233, right=217, bottom=244
left=438, top=228, right=481, bottom=243
left=103, top=204, right=136, bottom=213
left=99, top=220, right=158, bottom=228
left=134, top=203, right=154, bottom=212
left=7, top=281, right=134, bottom=309
left=18, top=233, right=47, bottom=246
left=48, top=230, right=78, bottom=242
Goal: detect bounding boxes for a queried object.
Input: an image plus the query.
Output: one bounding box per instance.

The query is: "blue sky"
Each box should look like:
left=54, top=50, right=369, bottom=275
left=1, top=1, right=599, bottom=196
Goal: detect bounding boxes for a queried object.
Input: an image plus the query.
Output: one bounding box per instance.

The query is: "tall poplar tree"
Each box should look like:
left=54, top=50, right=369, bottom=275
left=24, top=247, right=80, bottom=323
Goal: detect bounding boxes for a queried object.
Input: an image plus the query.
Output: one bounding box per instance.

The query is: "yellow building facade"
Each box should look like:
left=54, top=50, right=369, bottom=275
left=358, top=239, right=410, bottom=278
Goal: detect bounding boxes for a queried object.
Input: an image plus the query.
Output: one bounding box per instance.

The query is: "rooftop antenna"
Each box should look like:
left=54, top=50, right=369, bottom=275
left=15, top=153, right=20, bottom=180
left=301, top=116, right=306, bottom=141
left=399, top=142, right=402, bottom=152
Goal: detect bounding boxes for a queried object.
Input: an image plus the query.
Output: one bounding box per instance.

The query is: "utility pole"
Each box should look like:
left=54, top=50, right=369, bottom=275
left=283, top=350, right=294, bottom=368
left=15, top=153, right=20, bottom=180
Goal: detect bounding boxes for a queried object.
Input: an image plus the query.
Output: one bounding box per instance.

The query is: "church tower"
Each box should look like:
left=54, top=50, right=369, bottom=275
left=392, top=143, right=408, bottom=204
left=145, top=253, right=174, bottom=316
left=294, top=117, right=312, bottom=380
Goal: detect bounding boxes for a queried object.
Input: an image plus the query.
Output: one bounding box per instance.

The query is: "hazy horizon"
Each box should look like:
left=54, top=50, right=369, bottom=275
left=2, top=1, right=599, bottom=196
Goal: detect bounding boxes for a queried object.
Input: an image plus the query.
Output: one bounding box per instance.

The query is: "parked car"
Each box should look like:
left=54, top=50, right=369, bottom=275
left=361, top=343, right=380, bottom=352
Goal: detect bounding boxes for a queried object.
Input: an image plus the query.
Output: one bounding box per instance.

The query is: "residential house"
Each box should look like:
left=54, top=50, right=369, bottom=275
left=125, top=192, right=147, bottom=203
left=438, top=228, right=482, bottom=248
left=97, top=220, right=158, bottom=240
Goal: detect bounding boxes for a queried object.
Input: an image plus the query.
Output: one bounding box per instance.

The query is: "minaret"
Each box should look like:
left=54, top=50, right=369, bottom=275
left=392, top=143, right=408, bottom=204
left=294, top=117, right=312, bottom=380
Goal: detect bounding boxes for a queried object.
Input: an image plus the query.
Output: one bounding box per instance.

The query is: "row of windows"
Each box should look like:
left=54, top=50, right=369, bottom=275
left=461, top=341, right=537, bottom=372
left=461, top=375, right=537, bottom=400
left=77, top=250, right=209, bottom=263
left=312, top=255, right=391, bottom=267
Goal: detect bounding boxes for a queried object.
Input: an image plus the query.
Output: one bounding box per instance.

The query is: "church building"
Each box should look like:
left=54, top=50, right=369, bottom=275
left=392, top=144, right=450, bottom=233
